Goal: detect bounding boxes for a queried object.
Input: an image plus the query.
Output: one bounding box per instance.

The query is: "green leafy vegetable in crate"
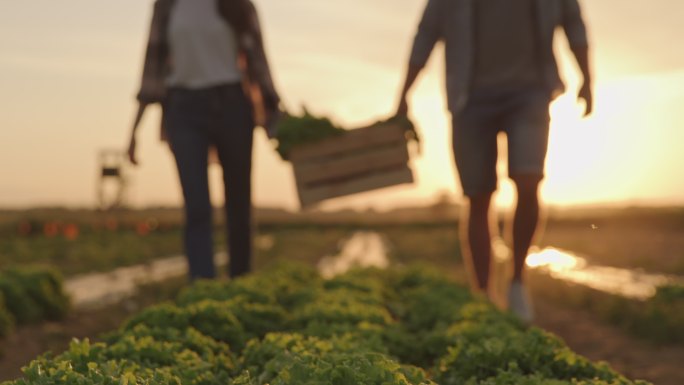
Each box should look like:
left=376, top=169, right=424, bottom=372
left=274, top=108, right=345, bottom=160
left=274, top=109, right=420, bottom=160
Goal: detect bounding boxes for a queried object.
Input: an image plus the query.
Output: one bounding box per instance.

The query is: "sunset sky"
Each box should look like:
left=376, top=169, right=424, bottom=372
left=1, top=0, right=683, bottom=210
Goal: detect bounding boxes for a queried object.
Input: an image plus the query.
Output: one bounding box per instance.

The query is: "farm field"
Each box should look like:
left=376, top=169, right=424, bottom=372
left=0, top=206, right=682, bottom=384
left=539, top=206, right=684, bottom=275
left=0, top=208, right=350, bottom=277
left=0, top=263, right=653, bottom=384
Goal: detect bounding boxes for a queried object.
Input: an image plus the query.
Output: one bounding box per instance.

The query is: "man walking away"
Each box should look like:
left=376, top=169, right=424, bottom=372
left=396, top=0, right=593, bottom=322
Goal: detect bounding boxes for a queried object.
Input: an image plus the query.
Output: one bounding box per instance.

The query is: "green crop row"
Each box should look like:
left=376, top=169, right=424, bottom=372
left=1, top=224, right=352, bottom=279
left=0, top=228, right=185, bottom=277
left=0, top=267, right=70, bottom=337
left=4, top=263, right=649, bottom=385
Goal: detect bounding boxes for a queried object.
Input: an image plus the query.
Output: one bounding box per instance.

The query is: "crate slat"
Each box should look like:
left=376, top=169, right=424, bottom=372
left=298, top=166, right=413, bottom=207
left=289, top=123, right=407, bottom=162
left=290, top=121, right=415, bottom=207
left=293, top=142, right=409, bottom=185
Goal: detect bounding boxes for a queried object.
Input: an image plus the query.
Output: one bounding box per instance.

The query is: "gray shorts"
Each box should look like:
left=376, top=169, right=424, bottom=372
left=452, top=87, right=551, bottom=196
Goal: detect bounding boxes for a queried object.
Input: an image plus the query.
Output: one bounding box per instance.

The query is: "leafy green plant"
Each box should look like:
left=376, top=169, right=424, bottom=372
left=435, top=323, right=622, bottom=384
left=530, top=272, right=684, bottom=345
left=274, top=109, right=345, bottom=160
left=274, top=109, right=418, bottom=160
left=2, top=263, right=650, bottom=385
left=0, top=267, right=69, bottom=336
left=653, top=283, right=684, bottom=302
left=0, top=292, right=13, bottom=338
left=123, top=300, right=247, bottom=352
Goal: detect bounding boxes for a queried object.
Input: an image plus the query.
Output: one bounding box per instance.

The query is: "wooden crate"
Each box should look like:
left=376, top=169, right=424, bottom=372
left=290, top=121, right=414, bottom=207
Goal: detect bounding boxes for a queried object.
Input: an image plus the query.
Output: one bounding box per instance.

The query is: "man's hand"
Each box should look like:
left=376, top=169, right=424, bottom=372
left=578, top=81, right=593, bottom=117
left=570, top=44, right=593, bottom=117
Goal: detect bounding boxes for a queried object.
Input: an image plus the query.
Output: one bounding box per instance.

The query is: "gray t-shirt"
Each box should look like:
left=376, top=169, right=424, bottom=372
left=472, top=0, right=541, bottom=91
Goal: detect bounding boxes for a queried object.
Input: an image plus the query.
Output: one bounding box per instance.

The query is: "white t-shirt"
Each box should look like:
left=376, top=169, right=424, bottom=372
left=166, top=0, right=242, bottom=88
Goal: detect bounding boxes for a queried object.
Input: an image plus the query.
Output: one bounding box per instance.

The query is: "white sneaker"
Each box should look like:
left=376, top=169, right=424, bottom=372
left=507, top=281, right=534, bottom=324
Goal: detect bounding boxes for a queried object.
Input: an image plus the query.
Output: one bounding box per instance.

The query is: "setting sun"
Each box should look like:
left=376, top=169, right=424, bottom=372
left=1, top=0, right=683, bottom=210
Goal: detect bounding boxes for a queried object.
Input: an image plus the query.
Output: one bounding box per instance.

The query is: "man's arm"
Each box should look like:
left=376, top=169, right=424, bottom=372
left=396, top=0, right=442, bottom=116
left=562, top=0, right=593, bottom=116
left=397, top=65, right=422, bottom=116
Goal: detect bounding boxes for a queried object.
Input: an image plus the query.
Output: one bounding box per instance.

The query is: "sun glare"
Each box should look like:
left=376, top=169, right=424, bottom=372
left=526, top=248, right=586, bottom=271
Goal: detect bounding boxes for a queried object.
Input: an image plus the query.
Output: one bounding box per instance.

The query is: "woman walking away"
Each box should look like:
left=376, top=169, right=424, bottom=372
left=127, top=0, right=280, bottom=280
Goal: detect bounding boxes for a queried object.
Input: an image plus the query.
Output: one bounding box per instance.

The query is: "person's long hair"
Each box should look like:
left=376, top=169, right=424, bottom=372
left=218, top=0, right=252, bottom=38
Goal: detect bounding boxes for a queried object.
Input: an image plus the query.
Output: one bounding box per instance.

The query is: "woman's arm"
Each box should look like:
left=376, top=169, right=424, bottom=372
left=242, top=1, right=281, bottom=136
left=127, top=103, right=148, bottom=165
left=245, top=2, right=278, bottom=102
left=129, top=1, right=172, bottom=164
left=137, top=0, right=170, bottom=104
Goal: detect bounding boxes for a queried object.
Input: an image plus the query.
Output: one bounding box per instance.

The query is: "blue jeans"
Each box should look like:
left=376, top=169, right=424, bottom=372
left=163, top=84, right=254, bottom=280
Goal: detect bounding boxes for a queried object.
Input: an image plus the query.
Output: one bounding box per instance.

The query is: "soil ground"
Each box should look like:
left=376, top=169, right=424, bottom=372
left=534, top=296, right=684, bottom=385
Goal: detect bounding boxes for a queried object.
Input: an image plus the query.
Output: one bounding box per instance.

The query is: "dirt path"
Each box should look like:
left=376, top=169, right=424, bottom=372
left=533, top=297, right=684, bottom=385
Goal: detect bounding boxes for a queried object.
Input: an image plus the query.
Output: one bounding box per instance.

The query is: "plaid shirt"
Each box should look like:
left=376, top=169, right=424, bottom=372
left=136, top=0, right=280, bottom=137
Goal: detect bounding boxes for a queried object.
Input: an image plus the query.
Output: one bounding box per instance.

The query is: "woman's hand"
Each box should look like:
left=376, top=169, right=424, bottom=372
left=127, top=136, right=139, bottom=166
left=127, top=102, right=148, bottom=166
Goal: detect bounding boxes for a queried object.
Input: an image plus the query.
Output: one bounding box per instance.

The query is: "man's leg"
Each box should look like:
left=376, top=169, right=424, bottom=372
left=506, top=174, right=540, bottom=323
left=464, top=192, right=494, bottom=292
left=504, top=87, right=551, bottom=322
left=452, top=101, right=499, bottom=294
left=511, top=174, right=542, bottom=281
